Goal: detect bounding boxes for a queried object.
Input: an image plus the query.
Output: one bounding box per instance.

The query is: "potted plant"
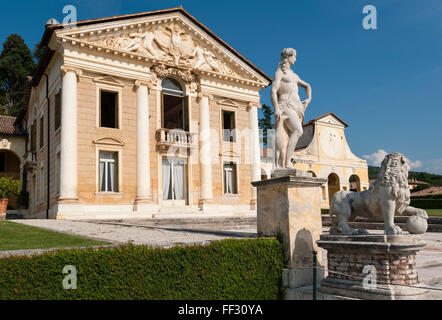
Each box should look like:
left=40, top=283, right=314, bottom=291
left=0, top=176, right=21, bottom=220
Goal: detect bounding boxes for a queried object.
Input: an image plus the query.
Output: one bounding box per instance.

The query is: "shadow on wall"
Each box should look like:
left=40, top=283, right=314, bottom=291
left=293, top=228, right=314, bottom=267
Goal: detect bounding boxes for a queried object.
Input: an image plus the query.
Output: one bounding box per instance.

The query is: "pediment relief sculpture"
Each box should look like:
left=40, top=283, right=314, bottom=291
left=67, top=21, right=246, bottom=80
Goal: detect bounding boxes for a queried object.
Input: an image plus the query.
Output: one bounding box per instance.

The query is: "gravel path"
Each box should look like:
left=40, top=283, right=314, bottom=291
left=12, top=220, right=246, bottom=247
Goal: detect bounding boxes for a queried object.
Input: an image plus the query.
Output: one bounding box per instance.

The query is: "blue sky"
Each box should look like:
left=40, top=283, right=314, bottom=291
left=1, top=0, right=441, bottom=173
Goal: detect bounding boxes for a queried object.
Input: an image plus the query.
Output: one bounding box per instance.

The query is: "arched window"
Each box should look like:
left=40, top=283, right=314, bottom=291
left=327, top=173, right=340, bottom=206
left=162, top=78, right=188, bottom=131
left=349, top=174, right=361, bottom=192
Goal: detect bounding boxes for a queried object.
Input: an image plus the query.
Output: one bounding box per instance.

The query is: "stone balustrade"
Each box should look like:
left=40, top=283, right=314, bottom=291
left=156, top=128, right=197, bottom=149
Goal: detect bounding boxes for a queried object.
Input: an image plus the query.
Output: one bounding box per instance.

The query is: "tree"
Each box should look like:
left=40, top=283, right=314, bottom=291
left=33, top=41, right=49, bottom=65
left=0, top=34, right=35, bottom=117
left=258, top=103, right=274, bottom=146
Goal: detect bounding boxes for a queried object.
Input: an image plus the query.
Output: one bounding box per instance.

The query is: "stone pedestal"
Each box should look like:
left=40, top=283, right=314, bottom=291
left=252, top=174, right=327, bottom=289
left=317, top=234, right=428, bottom=300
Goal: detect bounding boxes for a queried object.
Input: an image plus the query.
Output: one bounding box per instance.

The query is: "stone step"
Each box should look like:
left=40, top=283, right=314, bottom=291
left=6, top=213, right=24, bottom=220
left=88, top=216, right=258, bottom=231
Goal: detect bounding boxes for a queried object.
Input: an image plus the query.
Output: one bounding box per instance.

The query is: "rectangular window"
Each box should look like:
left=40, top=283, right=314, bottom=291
left=0, top=153, right=4, bottom=172
left=31, top=120, right=36, bottom=151
left=223, top=162, right=238, bottom=194
left=39, top=116, right=44, bottom=149
left=55, top=152, right=60, bottom=194
left=40, top=166, right=44, bottom=203
left=100, top=90, right=118, bottom=128
left=222, top=110, right=236, bottom=142
left=99, top=151, right=118, bottom=192
left=55, top=91, right=61, bottom=131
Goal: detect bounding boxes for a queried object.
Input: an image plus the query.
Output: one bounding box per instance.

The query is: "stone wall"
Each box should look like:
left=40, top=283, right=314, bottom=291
left=327, top=252, right=418, bottom=286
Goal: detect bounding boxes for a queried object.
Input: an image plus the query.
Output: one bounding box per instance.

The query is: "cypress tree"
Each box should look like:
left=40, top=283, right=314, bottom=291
left=258, top=103, right=274, bottom=146
left=0, top=34, right=35, bottom=116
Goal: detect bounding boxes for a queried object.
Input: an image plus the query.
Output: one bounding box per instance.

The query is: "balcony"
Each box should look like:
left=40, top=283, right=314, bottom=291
left=156, top=128, right=198, bottom=150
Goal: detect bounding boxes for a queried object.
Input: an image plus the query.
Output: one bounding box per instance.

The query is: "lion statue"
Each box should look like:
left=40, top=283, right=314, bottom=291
left=330, top=152, right=428, bottom=236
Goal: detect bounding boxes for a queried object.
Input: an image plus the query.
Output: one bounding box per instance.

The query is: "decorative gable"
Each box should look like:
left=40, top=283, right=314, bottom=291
left=93, top=76, right=127, bottom=87
left=311, top=113, right=348, bottom=129
left=53, top=10, right=269, bottom=88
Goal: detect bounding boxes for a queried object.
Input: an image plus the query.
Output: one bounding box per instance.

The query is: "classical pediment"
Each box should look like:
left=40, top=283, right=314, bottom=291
left=93, top=137, right=125, bottom=147
left=306, top=112, right=348, bottom=129
left=214, top=98, right=243, bottom=108
left=93, top=76, right=127, bottom=87
left=54, top=10, right=269, bottom=87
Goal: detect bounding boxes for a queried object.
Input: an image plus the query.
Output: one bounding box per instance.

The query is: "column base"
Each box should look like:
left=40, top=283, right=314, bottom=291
left=58, top=197, right=79, bottom=204
left=133, top=197, right=155, bottom=215
left=198, top=199, right=213, bottom=208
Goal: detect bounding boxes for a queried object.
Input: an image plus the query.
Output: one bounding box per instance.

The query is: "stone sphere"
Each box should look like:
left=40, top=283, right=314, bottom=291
left=407, top=215, right=428, bottom=234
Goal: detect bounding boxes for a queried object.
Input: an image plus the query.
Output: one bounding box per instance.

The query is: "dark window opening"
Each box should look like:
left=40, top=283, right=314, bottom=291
left=55, top=90, right=61, bottom=131
left=222, top=110, right=236, bottom=142
left=30, top=120, right=36, bottom=151
left=39, top=117, right=44, bottom=149
left=162, top=78, right=188, bottom=131
left=0, top=153, right=5, bottom=172
left=100, top=91, right=118, bottom=129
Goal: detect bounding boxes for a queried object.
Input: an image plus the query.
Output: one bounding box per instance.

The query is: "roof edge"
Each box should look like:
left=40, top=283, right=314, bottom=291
left=33, top=6, right=272, bottom=87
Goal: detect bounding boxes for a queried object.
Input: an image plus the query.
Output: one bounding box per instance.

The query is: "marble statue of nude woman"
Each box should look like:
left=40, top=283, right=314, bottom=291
left=271, top=48, right=312, bottom=169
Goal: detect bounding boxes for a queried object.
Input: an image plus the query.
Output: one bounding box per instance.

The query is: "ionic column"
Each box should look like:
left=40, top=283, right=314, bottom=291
left=135, top=81, right=151, bottom=202
left=249, top=103, right=262, bottom=204
left=59, top=67, right=80, bottom=201
left=198, top=93, right=213, bottom=202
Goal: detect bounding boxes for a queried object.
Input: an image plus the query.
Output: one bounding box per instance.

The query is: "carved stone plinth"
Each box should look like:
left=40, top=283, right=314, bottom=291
left=317, top=234, right=428, bottom=300
left=271, top=168, right=312, bottom=179
left=252, top=174, right=327, bottom=289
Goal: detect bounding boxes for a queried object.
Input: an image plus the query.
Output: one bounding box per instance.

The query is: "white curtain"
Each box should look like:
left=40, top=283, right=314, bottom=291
left=100, top=161, right=105, bottom=191
left=100, top=152, right=117, bottom=192
left=162, top=159, right=171, bottom=200
left=173, top=160, right=185, bottom=200
left=109, top=162, right=115, bottom=192
left=224, top=164, right=235, bottom=194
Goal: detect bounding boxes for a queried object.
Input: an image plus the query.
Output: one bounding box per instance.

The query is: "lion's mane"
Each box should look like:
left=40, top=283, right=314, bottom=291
left=371, top=153, right=410, bottom=214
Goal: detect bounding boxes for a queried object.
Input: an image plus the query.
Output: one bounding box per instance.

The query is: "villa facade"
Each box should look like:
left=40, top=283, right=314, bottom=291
left=18, top=8, right=270, bottom=219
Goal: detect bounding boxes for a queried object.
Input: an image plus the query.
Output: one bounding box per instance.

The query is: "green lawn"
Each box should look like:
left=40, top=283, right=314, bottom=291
left=427, top=209, right=442, bottom=216
left=0, top=221, right=108, bottom=251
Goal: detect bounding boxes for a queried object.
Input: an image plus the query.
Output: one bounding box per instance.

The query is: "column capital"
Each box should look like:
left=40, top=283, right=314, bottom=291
left=61, top=66, right=82, bottom=80
left=247, top=102, right=261, bottom=110
left=197, top=92, right=213, bottom=102
left=134, top=80, right=151, bottom=92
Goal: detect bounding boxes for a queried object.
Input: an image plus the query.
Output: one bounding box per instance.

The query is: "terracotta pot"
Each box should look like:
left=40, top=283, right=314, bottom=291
left=0, top=198, right=8, bottom=215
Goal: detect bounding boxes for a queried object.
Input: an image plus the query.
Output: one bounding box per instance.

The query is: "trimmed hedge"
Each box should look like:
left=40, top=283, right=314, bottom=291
left=410, top=199, right=442, bottom=209
left=0, top=238, right=283, bottom=300
left=411, top=195, right=442, bottom=200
